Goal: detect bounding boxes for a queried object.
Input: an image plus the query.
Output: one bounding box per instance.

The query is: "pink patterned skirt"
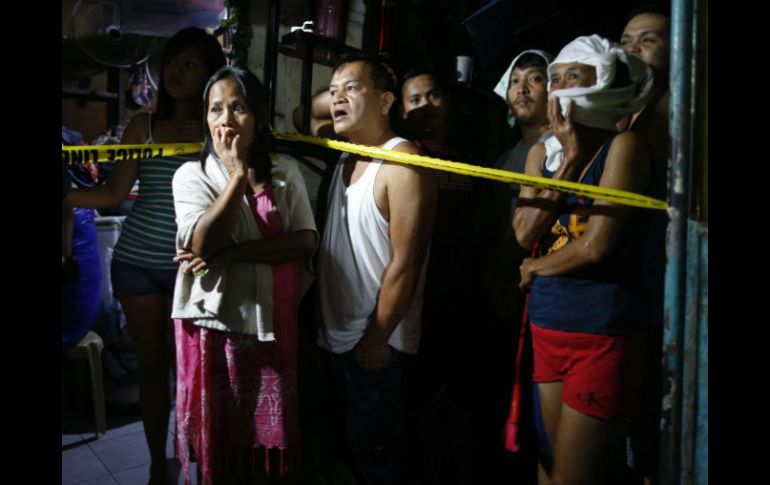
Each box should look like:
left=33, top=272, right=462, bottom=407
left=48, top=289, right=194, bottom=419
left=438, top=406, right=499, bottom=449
left=175, top=188, right=301, bottom=484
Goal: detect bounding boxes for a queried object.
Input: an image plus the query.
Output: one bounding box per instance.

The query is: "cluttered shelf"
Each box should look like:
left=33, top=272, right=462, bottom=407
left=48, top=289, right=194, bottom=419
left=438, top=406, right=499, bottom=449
left=277, top=30, right=360, bottom=67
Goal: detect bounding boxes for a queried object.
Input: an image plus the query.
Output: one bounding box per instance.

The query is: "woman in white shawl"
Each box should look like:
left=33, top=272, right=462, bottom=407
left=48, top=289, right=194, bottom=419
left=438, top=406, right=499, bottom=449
left=513, top=35, right=654, bottom=484
left=171, top=66, right=317, bottom=484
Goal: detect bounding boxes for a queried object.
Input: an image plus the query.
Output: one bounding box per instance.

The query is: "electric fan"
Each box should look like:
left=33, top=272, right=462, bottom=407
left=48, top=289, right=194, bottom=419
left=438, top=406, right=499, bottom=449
left=70, top=0, right=160, bottom=68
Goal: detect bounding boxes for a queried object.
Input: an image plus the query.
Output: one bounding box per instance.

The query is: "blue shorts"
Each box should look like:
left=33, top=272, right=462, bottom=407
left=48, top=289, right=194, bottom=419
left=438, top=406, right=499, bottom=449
left=111, top=259, right=177, bottom=298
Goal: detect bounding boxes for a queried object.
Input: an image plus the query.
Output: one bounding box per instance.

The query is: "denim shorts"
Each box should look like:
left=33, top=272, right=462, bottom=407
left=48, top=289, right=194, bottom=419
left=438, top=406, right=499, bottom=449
left=111, top=259, right=177, bottom=298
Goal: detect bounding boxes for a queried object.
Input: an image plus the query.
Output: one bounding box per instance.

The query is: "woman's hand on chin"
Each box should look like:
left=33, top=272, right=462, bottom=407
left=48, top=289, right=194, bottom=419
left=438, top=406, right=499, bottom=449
left=213, top=126, right=247, bottom=177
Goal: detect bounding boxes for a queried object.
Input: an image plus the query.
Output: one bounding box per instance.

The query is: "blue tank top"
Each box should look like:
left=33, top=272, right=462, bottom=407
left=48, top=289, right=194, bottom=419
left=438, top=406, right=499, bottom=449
left=527, top=135, right=648, bottom=334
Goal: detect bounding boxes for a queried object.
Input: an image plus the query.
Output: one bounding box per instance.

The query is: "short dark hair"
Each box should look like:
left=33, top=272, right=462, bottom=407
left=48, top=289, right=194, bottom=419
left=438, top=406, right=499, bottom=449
left=399, top=65, right=446, bottom=98
left=514, top=52, right=549, bottom=71
left=400, top=65, right=445, bottom=88
left=332, top=53, right=397, bottom=94
left=401, top=65, right=439, bottom=86
left=200, top=66, right=273, bottom=182
left=627, top=3, right=671, bottom=23
left=155, top=27, right=227, bottom=120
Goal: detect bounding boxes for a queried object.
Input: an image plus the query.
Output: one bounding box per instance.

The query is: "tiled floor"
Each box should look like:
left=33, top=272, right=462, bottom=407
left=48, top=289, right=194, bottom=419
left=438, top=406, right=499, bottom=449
left=62, top=408, right=188, bottom=485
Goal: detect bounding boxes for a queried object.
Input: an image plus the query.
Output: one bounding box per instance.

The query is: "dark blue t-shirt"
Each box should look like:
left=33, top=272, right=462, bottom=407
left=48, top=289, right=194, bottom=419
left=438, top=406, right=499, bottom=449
left=527, top=135, right=648, bottom=334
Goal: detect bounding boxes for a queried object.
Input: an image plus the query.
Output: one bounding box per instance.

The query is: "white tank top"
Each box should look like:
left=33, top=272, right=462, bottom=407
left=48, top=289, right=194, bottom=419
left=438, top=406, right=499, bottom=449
left=317, top=137, right=426, bottom=354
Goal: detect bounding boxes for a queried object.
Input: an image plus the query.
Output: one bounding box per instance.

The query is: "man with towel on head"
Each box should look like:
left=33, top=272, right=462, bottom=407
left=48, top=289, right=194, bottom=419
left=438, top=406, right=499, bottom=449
left=493, top=49, right=555, bottom=176
left=482, top=49, right=555, bottom=323
left=474, top=50, right=557, bottom=470
left=512, top=34, right=654, bottom=485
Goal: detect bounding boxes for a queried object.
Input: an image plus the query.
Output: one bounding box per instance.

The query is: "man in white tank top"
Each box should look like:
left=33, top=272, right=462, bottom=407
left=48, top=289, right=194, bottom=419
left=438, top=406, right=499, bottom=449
left=315, top=54, right=437, bottom=484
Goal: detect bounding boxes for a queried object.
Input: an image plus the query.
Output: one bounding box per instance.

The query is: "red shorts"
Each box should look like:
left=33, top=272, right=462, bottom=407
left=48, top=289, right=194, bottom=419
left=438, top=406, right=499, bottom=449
left=531, top=323, right=647, bottom=422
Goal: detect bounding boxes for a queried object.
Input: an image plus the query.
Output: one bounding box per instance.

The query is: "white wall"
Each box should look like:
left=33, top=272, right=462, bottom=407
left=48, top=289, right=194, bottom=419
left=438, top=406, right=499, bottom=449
left=247, top=0, right=367, bottom=210
left=248, top=0, right=366, bottom=133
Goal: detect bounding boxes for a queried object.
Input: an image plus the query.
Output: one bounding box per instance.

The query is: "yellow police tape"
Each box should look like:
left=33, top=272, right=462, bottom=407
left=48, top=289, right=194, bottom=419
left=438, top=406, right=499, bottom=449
left=61, top=143, right=202, bottom=166
left=273, top=132, right=668, bottom=211
left=62, top=135, right=667, bottom=211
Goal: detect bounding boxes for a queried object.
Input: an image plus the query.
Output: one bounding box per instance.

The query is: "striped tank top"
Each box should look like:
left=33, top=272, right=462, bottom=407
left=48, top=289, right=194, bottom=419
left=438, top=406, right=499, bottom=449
left=112, top=113, right=192, bottom=270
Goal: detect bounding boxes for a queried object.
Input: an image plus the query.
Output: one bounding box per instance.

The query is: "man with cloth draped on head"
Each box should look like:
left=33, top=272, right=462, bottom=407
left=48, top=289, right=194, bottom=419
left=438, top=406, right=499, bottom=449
left=481, top=49, right=555, bottom=323
left=493, top=49, right=555, bottom=174
left=512, top=34, right=654, bottom=485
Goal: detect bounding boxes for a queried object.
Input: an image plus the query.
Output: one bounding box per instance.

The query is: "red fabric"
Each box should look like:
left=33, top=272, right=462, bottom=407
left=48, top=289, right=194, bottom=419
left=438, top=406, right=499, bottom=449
left=504, top=243, right=537, bottom=452
left=504, top=292, right=529, bottom=452
left=175, top=188, right=300, bottom=484
left=531, top=323, right=647, bottom=422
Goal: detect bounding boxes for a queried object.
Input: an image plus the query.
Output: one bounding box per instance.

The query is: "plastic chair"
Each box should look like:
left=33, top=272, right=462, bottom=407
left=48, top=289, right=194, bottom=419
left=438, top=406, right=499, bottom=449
left=63, top=330, right=107, bottom=437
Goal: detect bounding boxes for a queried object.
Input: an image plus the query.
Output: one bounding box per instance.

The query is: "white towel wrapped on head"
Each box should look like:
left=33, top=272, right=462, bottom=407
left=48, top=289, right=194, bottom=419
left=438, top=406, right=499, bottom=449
left=544, top=34, right=653, bottom=171
left=493, top=49, right=554, bottom=127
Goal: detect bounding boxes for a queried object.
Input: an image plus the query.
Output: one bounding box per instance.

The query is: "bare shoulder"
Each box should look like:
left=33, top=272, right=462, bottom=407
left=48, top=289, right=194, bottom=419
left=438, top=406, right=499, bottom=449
left=605, top=131, right=650, bottom=180
left=391, top=139, right=420, bottom=155
left=522, top=141, right=547, bottom=175
left=383, top=162, right=433, bottom=190
left=122, top=112, right=151, bottom=144
left=379, top=139, right=427, bottom=180
left=609, top=130, right=643, bottom=152
left=529, top=141, right=546, bottom=159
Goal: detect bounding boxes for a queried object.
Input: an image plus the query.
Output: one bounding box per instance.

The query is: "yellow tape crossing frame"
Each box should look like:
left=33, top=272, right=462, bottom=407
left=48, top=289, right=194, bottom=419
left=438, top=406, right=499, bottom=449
left=62, top=134, right=668, bottom=211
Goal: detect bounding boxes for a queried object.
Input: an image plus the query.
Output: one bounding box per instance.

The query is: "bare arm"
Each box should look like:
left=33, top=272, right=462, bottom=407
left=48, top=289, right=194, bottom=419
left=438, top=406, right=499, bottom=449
left=66, top=113, right=148, bottom=209
left=513, top=99, right=594, bottom=249
left=355, top=141, right=438, bottom=369
left=292, top=90, right=339, bottom=138
left=513, top=142, right=561, bottom=248
left=519, top=131, right=650, bottom=287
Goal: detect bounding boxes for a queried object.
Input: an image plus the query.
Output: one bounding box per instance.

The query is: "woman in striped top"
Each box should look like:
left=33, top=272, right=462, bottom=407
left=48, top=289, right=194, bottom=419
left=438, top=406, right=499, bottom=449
left=67, top=27, right=226, bottom=484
